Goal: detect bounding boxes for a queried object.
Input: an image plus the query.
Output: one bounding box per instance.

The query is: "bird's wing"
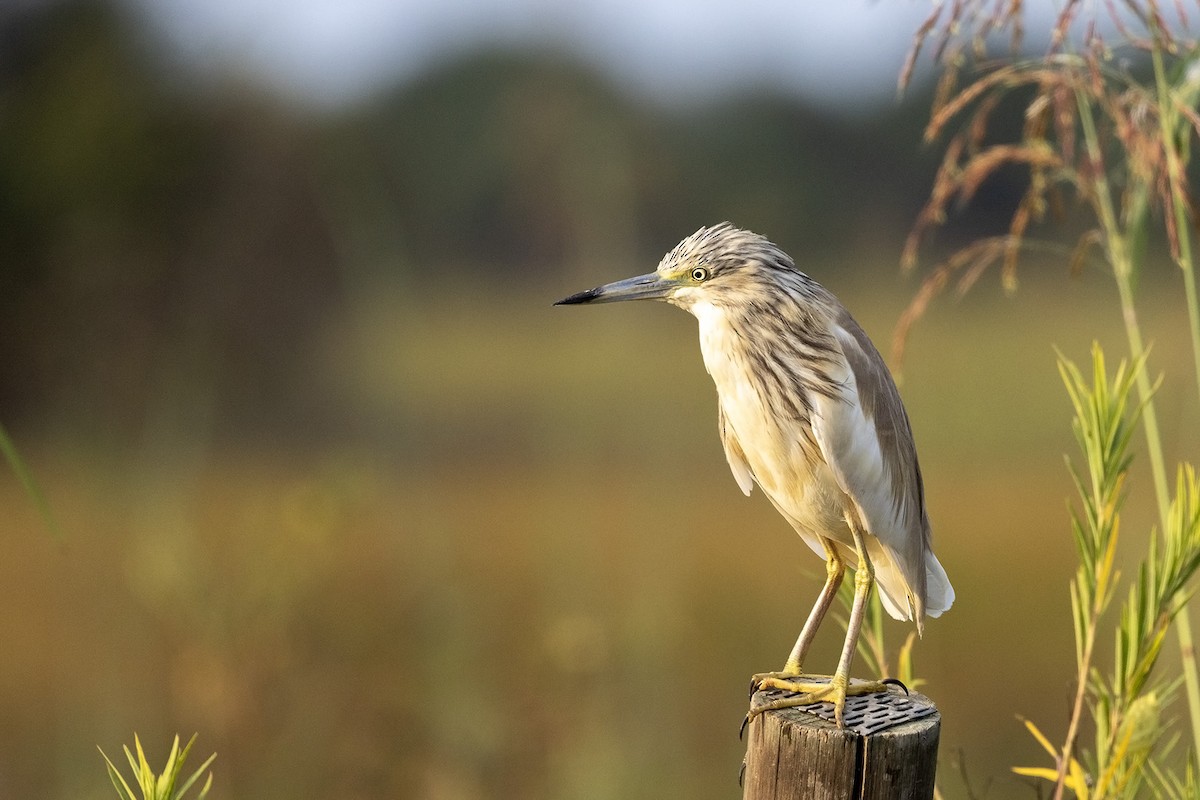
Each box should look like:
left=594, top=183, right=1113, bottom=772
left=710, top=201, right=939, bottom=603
left=719, top=404, right=755, bottom=496
left=810, top=309, right=932, bottom=623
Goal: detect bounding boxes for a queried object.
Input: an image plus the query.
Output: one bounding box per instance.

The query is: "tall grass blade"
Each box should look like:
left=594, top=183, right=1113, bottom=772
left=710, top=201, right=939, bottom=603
left=0, top=422, right=59, bottom=537
left=98, top=748, right=137, bottom=800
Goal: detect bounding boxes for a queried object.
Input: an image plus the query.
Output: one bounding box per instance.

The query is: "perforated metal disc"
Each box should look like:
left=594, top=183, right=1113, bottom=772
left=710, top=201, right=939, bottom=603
left=751, top=679, right=938, bottom=736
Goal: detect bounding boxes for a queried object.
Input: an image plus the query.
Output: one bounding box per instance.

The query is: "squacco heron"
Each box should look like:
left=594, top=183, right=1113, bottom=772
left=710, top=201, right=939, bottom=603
left=556, top=223, right=954, bottom=728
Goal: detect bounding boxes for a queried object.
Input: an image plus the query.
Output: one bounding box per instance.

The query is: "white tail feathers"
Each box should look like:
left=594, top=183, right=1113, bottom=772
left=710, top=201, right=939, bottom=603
left=873, top=547, right=954, bottom=628
left=922, top=551, right=954, bottom=618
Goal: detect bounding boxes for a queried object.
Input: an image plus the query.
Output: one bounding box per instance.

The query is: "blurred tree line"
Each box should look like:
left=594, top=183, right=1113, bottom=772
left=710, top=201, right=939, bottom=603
left=0, top=0, right=1023, bottom=449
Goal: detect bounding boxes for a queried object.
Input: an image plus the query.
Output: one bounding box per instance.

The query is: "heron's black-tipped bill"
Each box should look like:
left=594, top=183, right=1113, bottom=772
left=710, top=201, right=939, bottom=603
left=555, top=271, right=674, bottom=305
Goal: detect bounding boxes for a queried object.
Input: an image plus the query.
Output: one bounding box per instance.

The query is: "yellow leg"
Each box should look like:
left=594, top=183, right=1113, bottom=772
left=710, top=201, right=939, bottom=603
left=787, top=538, right=845, bottom=673
left=748, top=524, right=888, bottom=728
left=749, top=538, right=843, bottom=693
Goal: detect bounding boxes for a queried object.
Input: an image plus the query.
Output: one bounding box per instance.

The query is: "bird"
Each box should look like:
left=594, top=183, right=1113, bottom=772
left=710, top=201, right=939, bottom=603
left=555, top=222, right=953, bottom=728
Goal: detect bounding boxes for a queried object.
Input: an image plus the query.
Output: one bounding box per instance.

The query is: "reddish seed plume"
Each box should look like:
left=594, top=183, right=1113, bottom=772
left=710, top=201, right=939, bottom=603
left=898, top=0, right=1200, bottom=351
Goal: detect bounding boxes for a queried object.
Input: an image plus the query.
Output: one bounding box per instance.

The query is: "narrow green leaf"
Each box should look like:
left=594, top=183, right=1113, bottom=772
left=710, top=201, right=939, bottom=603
left=121, top=744, right=140, bottom=791
left=0, top=421, right=60, bottom=537
left=134, top=734, right=154, bottom=795
left=159, top=734, right=183, bottom=798
left=99, top=747, right=138, bottom=800
left=173, top=750, right=217, bottom=800
left=195, top=771, right=213, bottom=800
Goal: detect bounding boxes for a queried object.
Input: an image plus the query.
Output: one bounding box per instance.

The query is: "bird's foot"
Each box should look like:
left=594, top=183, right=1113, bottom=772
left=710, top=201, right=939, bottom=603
left=744, top=674, right=896, bottom=732
left=747, top=669, right=803, bottom=697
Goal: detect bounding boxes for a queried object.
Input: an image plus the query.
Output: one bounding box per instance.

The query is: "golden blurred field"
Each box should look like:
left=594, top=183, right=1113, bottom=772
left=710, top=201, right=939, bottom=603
left=6, top=260, right=1198, bottom=799
left=12, top=1, right=1200, bottom=797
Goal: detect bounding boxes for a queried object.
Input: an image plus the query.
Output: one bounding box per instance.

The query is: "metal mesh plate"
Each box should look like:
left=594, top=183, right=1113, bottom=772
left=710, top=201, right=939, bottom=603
left=752, top=680, right=938, bottom=736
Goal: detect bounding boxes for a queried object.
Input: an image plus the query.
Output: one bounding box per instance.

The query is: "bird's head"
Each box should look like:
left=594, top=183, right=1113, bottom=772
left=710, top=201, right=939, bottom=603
left=555, top=222, right=797, bottom=311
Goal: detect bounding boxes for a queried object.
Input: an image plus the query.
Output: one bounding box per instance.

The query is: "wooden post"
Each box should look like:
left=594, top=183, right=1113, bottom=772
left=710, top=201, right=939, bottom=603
left=741, top=688, right=940, bottom=800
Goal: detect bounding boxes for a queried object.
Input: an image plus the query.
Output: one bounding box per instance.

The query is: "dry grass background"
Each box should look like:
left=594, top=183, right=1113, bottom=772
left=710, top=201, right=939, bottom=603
left=4, top=255, right=1198, bottom=799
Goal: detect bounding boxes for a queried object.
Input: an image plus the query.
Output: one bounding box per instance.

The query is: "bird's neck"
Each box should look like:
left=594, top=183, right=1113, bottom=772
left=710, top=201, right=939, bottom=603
left=688, top=293, right=842, bottom=426
left=689, top=299, right=758, bottom=384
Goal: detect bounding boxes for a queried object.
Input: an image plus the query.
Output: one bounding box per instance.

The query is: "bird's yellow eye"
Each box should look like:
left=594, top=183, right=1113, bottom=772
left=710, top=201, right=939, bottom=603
left=691, top=267, right=709, bottom=282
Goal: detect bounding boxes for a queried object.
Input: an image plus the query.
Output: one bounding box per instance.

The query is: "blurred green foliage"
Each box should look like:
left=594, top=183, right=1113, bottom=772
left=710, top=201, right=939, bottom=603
left=0, top=0, right=1023, bottom=449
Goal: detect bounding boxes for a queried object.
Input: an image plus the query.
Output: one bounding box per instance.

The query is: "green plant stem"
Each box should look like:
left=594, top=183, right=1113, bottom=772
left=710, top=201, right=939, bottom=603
left=1060, top=596, right=1102, bottom=798
left=1182, top=256, right=1200, bottom=399
left=1074, top=66, right=1169, bottom=514
left=1150, top=40, right=1200, bottom=771
left=1111, top=275, right=1171, bottom=513
left=1071, top=78, right=1168, bottom=513
left=1051, top=70, right=1179, bottom=800
left=1149, top=26, right=1200, bottom=404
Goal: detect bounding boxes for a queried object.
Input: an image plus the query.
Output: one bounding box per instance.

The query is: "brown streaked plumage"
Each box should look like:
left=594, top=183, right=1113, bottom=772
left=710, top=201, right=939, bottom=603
left=556, top=222, right=953, bottom=728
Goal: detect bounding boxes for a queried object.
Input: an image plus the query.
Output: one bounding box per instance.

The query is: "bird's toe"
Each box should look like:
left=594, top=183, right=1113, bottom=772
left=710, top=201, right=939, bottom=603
left=746, top=675, right=895, bottom=730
